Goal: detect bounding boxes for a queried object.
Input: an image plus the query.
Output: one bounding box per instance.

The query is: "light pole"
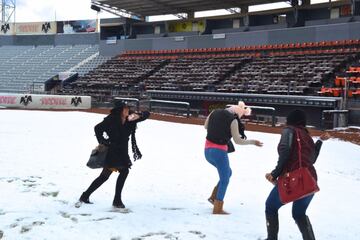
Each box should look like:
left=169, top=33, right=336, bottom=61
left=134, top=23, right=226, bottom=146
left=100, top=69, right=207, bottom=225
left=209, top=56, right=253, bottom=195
left=1, top=0, right=15, bottom=23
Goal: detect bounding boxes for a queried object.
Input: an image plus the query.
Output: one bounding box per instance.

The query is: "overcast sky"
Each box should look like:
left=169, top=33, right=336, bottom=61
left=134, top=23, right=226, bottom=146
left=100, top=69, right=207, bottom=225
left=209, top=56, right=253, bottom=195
left=15, top=0, right=113, bottom=22
left=13, top=0, right=330, bottom=23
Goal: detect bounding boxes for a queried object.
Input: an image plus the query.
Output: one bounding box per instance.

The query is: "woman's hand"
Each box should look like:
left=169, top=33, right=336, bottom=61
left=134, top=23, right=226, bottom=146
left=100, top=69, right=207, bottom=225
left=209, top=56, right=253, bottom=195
left=265, top=173, right=277, bottom=185
left=319, top=132, right=331, bottom=141
left=254, top=140, right=263, bottom=147
left=128, top=113, right=140, bottom=121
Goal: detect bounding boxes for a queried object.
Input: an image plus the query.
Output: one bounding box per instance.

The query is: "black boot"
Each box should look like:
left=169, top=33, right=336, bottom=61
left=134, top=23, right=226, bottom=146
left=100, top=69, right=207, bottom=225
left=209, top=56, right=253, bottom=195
left=80, top=168, right=112, bottom=204
left=265, top=214, right=279, bottom=240
left=112, top=168, right=129, bottom=209
left=79, top=192, right=93, bottom=204
left=112, top=200, right=125, bottom=209
left=295, top=215, right=316, bottom=240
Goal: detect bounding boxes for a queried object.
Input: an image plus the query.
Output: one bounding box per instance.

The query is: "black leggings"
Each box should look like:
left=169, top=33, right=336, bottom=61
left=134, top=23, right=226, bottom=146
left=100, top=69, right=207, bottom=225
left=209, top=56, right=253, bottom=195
left=84, top=167, right=129, bottom=204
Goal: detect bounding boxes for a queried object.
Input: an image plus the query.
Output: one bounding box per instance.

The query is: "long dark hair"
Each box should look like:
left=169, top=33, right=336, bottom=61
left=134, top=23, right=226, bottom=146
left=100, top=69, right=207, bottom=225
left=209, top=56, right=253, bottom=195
left=235, top=115, right=247, bottom=139
left=286, top=109, right=307, bottom=127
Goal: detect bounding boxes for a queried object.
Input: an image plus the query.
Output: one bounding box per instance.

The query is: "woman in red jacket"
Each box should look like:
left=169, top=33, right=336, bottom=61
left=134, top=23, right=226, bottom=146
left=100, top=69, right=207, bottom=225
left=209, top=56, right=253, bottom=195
left=264, top=109, right=330, bottom=240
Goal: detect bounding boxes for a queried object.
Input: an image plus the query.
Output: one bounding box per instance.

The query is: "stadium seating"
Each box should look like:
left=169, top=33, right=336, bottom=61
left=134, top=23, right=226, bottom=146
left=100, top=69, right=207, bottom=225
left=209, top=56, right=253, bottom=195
left=63, top=39, right=360, bottom=101
left=73, top=54, right=112, bottom=77
left=59, top=58, right=167, bottom=101
left=327, top=62, right=360, bottom=98
left=0, top=44, right=100, bottom=93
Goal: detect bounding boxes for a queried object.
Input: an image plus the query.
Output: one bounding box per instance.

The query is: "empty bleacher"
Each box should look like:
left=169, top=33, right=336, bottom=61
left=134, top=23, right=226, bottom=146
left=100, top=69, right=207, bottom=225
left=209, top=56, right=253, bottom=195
left=73, top=55, right=112, bottom=77
left=320, top=61, right=360, bottom=98
left=145, top=57, right=248, bottom=91
left=60, top=58, right=167, bottom=101
left=222, top=53, right=351, bottom=94
left=61, top=39, right=360, bottom=102
left=0, top=44, right=100, bottom=93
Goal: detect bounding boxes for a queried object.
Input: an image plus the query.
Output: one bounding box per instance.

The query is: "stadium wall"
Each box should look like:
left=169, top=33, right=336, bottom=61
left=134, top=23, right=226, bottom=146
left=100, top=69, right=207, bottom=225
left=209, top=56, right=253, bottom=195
left=0, top=33, right=99, bottom=46
left=99, top=22, right=360, bottom=56
left=0, top=35, right=13, bottom=45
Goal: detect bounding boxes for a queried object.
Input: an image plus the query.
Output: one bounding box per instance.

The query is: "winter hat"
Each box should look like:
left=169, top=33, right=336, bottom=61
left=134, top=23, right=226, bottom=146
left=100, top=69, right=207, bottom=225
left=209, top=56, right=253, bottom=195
left=227, top=101, right=251, bottom=118
left=110, top=100, right=129, bottom=114
left=286, top=109, right=307, bottom=127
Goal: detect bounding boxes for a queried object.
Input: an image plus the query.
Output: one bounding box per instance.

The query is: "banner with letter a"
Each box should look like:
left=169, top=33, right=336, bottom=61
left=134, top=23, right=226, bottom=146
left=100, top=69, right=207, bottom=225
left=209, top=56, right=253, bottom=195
left=0, top=22, right=15, bottom=35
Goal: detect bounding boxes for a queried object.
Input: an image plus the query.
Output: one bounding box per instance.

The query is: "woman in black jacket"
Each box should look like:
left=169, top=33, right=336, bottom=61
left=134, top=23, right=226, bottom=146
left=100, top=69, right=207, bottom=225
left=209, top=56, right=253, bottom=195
left=79, top=101, right=150, bottom=208
left=264, top=109, right=330, bottom=240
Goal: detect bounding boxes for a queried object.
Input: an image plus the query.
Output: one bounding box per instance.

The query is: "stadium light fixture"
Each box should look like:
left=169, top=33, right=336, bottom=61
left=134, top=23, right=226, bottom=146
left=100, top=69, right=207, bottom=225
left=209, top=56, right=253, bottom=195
left=91, top=4, right=101, bottom=12
left=0, top=0, right=16, bottom=23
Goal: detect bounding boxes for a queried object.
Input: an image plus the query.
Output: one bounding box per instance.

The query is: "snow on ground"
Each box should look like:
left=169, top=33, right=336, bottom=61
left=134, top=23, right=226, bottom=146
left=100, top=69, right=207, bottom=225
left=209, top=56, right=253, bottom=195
left=0, top=110, right=359, bottom=240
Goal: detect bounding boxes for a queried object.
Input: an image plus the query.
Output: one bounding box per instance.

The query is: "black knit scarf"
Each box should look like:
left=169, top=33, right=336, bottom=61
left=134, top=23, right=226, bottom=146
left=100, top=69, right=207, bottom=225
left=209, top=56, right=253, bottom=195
left=131, top=127, right=142, bottom=161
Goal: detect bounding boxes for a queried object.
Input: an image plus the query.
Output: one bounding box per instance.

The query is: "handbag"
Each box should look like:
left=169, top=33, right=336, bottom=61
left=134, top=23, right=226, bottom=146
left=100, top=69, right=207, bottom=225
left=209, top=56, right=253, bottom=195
left=277, top=129, right=319, bottom=204
left=86, top=145, right=108, bottom=169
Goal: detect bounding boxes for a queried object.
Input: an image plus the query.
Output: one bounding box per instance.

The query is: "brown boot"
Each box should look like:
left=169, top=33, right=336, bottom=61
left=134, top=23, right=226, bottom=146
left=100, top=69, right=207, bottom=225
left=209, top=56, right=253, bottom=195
left=213, top=200, right=230, bottom=215
left=208, top=185, right=218, bottom=205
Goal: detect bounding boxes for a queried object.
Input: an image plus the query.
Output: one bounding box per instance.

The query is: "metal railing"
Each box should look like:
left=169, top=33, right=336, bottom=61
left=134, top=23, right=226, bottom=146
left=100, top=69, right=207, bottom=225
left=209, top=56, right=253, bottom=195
left=226, top=104, right=276, bottom=127
left=149, top=99, right=191, bottom=118
left=321, top=109, right=349, bottom=130
left=248, top=106, right=276, bottom=127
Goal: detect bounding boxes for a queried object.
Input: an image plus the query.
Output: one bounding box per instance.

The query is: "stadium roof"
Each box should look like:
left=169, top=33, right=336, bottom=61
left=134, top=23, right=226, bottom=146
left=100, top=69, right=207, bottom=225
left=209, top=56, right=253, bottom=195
left=92, top=0, right=284, bottom=18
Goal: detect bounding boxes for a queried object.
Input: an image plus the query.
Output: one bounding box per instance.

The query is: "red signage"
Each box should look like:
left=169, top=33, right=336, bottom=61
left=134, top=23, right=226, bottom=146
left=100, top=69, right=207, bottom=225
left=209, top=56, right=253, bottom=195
left=40, top=97, right=67, bottom=106
left=0, top=96, right=16, bottom=104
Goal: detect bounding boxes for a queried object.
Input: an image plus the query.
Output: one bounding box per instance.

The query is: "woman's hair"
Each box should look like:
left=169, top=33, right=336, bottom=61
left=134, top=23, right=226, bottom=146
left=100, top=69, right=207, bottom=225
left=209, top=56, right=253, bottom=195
left=286, top=109, right=307, bottom=127
left=110, top=100, right=129, bottom=115
left=235, top=115, right=247, bottom=139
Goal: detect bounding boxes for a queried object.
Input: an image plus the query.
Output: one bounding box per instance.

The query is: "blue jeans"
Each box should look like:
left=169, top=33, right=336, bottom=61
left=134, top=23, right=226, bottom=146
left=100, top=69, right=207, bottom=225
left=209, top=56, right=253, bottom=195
left=265, top=185, right=314, bottom=220
left=205, top=148, right=232, bottom=201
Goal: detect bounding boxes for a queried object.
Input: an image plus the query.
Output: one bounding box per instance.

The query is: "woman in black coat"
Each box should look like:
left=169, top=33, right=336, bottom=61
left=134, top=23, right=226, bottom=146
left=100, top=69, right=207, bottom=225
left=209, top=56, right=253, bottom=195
left=80, top=101, right=150, bottom=208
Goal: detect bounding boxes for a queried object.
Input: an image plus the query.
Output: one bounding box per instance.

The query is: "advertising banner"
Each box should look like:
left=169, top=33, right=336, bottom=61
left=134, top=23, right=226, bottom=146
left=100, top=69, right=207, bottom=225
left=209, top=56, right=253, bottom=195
left=0, top=93, right=91, bottom=109
left=57, top=19, right=97, bottom=34
left=0, top=22, right=15, bottom=35
left=168, top=20, right=205, bottom=33
left=16, top=22, right=57, bottom=35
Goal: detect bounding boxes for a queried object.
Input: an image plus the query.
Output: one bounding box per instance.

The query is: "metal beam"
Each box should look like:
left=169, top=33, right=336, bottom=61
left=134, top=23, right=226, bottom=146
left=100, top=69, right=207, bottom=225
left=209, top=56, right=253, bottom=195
left=146, top=0, right=189, bottom=18
left=226, top=8, right=241, bottom=14
left=1, top=0, right=15, bottom=23
left=94, top=0, right=285, bottom=17
left=92, top=2, right=143, bottom=19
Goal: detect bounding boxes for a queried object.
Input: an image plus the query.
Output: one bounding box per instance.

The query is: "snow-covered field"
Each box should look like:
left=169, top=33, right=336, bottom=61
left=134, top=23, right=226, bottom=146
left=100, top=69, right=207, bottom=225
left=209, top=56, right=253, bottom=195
left=0, top=110, right=359, bottom=240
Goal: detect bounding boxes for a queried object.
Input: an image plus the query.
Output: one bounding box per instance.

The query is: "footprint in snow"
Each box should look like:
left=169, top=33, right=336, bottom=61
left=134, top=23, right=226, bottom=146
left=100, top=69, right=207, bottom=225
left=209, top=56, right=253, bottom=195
left=20, top=221, right=44, bottom=234
left=41, top=191, right=59, bottom=197
left=161, top=207, right=184, bottom=211
left=133, top=231, right=179, bottom=240
left=110, top=237, right=122, bottom=240
left=189, top=230, right=206, bottom=238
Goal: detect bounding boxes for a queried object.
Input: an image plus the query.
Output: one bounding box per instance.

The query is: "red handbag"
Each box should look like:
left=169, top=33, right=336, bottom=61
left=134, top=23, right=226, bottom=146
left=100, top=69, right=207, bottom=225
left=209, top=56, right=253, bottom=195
left=278, top=130, right=319, bottom=204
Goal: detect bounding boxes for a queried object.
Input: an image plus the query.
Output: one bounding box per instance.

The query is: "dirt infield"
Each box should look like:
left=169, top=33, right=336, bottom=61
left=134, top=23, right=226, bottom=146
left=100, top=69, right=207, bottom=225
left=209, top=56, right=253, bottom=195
left=86, top=108, right=360, bottom=146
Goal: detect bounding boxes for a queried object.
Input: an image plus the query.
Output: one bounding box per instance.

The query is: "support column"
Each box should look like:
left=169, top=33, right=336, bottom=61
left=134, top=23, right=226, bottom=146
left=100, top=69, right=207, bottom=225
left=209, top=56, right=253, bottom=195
left=187, top=11, right=195, bottom=20
left=240, top=5, right=249, bottom=27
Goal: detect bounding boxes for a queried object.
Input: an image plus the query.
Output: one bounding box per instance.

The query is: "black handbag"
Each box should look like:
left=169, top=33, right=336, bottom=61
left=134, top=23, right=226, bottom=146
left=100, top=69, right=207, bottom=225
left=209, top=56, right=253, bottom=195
left=86, top=145, right=108, bottom=169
